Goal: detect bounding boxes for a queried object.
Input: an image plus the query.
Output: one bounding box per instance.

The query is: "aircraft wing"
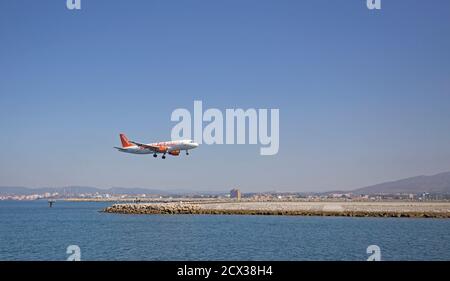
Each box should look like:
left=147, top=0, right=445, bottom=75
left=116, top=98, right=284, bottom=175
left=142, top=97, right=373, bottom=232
left=130, top=141, right=160, bottom=151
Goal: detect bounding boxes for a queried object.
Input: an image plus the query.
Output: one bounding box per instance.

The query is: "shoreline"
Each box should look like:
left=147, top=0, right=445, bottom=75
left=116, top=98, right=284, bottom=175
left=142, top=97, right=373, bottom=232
left=103, top=201, right=450, bottom=218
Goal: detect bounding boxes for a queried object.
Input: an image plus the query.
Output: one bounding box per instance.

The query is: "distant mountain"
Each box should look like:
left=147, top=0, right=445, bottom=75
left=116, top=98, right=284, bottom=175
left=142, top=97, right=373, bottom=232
left=0, top=186, right=33, bottom=195
left=352, top=171, right=450, bottom=195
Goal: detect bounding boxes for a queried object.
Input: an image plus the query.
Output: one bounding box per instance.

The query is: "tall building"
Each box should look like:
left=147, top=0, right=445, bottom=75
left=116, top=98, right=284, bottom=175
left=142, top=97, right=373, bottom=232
left=230, top=188, right=241, bottom=201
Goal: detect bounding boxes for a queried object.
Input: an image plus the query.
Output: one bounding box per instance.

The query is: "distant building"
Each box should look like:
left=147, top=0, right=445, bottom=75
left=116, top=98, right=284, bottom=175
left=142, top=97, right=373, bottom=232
left=230, top=188, right=241, bottom=200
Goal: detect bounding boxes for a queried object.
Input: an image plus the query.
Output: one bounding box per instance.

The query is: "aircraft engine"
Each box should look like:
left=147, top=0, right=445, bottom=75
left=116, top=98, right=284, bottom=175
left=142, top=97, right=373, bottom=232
left=168, top=150, right=180, bottom=156
left=157, top=146, right=168, bottom=153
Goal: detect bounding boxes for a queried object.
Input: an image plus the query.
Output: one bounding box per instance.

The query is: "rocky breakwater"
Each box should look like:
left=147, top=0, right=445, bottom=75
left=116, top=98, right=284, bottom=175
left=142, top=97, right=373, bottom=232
left=103, top=201, right=450, bottom=218
left=103, top=203, right=201, bottom=214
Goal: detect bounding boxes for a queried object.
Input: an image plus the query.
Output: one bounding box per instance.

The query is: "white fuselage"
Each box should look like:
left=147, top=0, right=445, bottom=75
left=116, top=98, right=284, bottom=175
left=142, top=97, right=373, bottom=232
left=117, top=139, right=199, bottom=155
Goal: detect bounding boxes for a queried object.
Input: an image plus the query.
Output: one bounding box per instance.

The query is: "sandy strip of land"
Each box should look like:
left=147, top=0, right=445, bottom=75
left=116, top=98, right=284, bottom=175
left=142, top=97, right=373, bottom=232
left=103, top=201, right=450, bottom=218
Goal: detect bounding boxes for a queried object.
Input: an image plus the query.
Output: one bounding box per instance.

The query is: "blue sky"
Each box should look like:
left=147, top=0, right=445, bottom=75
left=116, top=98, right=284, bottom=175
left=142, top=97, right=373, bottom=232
left=0, top=0, right=449, bottom=192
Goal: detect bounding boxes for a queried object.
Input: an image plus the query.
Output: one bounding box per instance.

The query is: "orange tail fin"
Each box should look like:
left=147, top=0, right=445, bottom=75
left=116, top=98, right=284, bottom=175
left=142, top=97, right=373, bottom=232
left=120, top=134, right=133, bottom=148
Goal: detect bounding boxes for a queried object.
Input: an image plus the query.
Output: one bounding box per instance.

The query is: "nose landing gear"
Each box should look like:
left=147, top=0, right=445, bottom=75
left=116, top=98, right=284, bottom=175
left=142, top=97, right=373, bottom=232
left=153, top=153, right=157, bottom=158
left=186, top=150, right=189, bottom=156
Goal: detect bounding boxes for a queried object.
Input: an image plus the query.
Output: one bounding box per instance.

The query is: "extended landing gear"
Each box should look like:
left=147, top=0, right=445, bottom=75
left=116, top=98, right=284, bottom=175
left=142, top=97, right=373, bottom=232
left=162, top=154, right=166, bottom=159
left=186, top=150, right=189, bottom=156
left=153, top=153, right=157, bottom=158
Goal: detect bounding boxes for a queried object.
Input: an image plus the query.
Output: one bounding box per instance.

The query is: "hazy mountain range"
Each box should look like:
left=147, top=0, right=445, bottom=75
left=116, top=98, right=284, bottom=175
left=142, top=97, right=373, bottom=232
left=1, top=171, right=450, bottom=195
left=351, top=171, right=450, bottom=195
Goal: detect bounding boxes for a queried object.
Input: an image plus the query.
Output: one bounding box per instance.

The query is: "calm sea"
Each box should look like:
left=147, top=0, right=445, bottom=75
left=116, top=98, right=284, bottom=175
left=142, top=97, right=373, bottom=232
left=0, top=201, right=449, bottom=261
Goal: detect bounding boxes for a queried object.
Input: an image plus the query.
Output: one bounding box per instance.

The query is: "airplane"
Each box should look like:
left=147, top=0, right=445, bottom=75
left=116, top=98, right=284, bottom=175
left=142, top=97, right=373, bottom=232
left=114, top=133, right=199, bottom=159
